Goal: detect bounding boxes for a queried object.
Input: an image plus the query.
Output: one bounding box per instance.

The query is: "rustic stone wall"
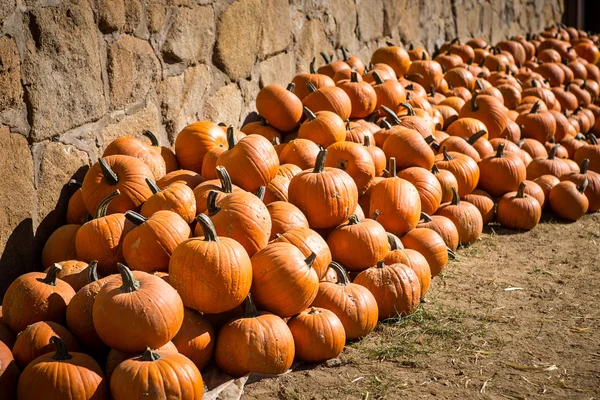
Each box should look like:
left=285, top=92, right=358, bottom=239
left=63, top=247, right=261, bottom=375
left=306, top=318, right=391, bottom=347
left=0, top=0, right=563, bottom=297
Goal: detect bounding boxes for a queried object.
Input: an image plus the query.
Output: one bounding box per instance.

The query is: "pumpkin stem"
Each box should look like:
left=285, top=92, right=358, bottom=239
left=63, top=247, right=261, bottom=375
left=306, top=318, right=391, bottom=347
left=376, top=260, right=386, bottom=269
left=564, top=81, right=572, bottom=92
left=255, top=186, right=266, bottom=201
left=88, top=260, right=99, bottom=282
left=286, top=83, right=295, bottom=92
left=421, top=52, right=427, bottom=60
left=306, top=81, right=317, bottom=93
left=68, top=179, right=82, bottom=188
left=400, top=102, right=416, bottom=116
left=313, top=150, right=328, bottom=173
left=431, top=164, right=441, bottom=174
left=467, top=130, right=487, bottom=145
left=495, top=142, right=506, bottom=158
left=380, top=119, right=393, bottom=130
left=590, top=134, right=598, bottom=145
left=447, top=247, right=456, bottom=260
left=429, top=84, right=436, bottom=97
left=363, top=135, right=372, bottom=147
left=244, top=294, right=259, bottom=318
left=124, top=210, right=148, bottom=226
left=387, top=157, right=397, bottom=178
left=347, top=214, right=360, bottom=225
left=548, top=144, right=559, bottom=160
left=516, top=181, right=527, bottom=198
left=531, top=79, right=539, bottom=88
left=207, top=190, right=222, bottom=216
left=442, top=146, right=453, bottom=161
left=580, top=159, right=589, bottom=175
left=405, top=83, right=414, bottom=91
left=580, top=80, right=587, bottom=90
left=143, top=130, right=160, bottom=147
left=320, top=51, right=331, bottom=64
left=305, top=252, right=317, bottom=268
left=40, top=264, right=62, bottom=286
left=450, top=187, right=461, bottom=206
left=195, top=213, right=219, bottom=242
left=303, top=106, right=317, bottom=121
left=341, top=47, right=349, bottom=61
left=366, top=111, right=379, bottom=123
left=578, top=177, right=589, bottom=193
left=371, top=209, right=380, bottom=220
left=51, top=336, right=73, bottom=361
left=424, top=135, right=436, bottom=145
left=94, top=189, right=120, bottom=219
left=146, top=178, right=161, bottom=194
left=475, top=79, right=484, bottom=91
left=141, top=348, right=161, bottom=362
left=371, top=71, right=384, bottom=85
left=259, top=116, right=268, bottom=126
left=329, top=262, right=350, bottom=286
left=471, top=91, right=479, bottom=112
left=98, top=158, right=119, bottom=185
left=350, top=71, right=359, bottom=83
left=387, top=233, right=403, bottom=250
left=272, top=136, right=281, bottom=146
left=530, top=101, right=541, bottom=114
left=226, top=126, right=237, bottom=149
left=380, top=105, right=401, bottom=125
left=309, top=58, right=316, bottom=74
left=216, top=166, right=234, bottom=193
left=420, top=212, right=433, bottom=222
left=117, top=263, right=140, bottom=293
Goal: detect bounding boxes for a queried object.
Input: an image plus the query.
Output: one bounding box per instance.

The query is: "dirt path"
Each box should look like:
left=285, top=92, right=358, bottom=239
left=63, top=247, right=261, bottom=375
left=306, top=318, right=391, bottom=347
left=243, top=213, right=600, bottom=399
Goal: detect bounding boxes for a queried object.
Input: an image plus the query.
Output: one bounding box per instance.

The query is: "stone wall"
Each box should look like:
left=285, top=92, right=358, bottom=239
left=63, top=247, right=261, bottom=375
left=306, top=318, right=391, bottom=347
left=0, top=0, right=563, bottom=297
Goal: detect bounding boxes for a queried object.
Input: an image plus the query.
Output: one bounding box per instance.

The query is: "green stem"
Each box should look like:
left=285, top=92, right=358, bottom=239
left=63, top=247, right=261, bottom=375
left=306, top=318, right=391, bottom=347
left=51, top=337, right=73, bottom=361
left=117, top=263, right=140, bottom=293
left=303, top=106, right=317, bottom=121
left=380, top=119, right=393, bottom=130
left=146, top=178, right=161, bottom=194
left=255, top=186, right=265, bottom=201
left=467, top=130, right=487, bottom=145
left=124, top=210, right=148, bottom=226
left=226, top=126, right=237, bottom=149
left=381, top=105, right=401, bottom=125
left=590, top=134, right=598, bottom=145
left=141, top=348, right=161, bottom=362
left=450, top=187, right=461, bottom=206
left=399, top=102, right=416, bottom=116
left=578, top=177, right=589, bottom=193
left=305, top=252, right=317, bottom=268
left=99, top=158, right=119, bottom=185
left=216, top=166, right=234, bottom=193
left=207, top=190, right=222, bottom=216
left=143, top=130, right=160, bottom=147
left=195, top=214, right=219, bottom=242
left=320, top=52, right=331, bottom=64
left=88, top=260, right=99, bottom=282
left=580, top=159, right=589, bottom=175
left=244, top=294, right=259, bottom=318
left=94, top=190, right=120, bottom=219
left=313, top=150, right=328, bottom=173
left=40, top=264, right=61, bottom=286
left=329, top=262, right=350, bottom=286
left=306, top=81, right=317, bottom=93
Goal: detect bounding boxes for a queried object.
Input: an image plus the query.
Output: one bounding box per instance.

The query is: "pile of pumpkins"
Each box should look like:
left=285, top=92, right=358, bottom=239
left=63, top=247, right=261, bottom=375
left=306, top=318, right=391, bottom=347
left=1, top=23, right=600, bottom=399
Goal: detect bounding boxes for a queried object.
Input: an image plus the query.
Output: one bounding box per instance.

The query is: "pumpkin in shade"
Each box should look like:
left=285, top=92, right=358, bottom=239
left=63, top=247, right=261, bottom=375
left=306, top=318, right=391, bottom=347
left=354, top=260, right=421, bottom=320
left=204, top=190, right=271, bottom=257
left=287, top=307, right=346, bottom=363
left=574, top=134, right=600, bottom=173
left=76, top=191, right=135, bottom=276
left=533, top=174, right=561, bottom=209
left=216, top=127, right=279, bottom=193
left=549, top=179, right=589, bottom=221
left=418, top=213, right=459, bottom=251
left=337, top=71, right=377, bottom=118
left=82, top=155, right=154, bottom=217
left=289, top=150, right=358, bottom=229
left=202, top=145, right=226, bottom=180
left=526, top=144, right=572, bottom=179
left=325, top=141, right=375, bottom=196
left=398, top=167, right=443, bottom=215
left=496, top=182, right=542, bottom=231
left=326, top=215, right=389, bottom=272
left=0, top=323, right=14, bottom=350
left=402, top=228, right=449, bottom=277
left=478, top=142, right=527, bottom=197
left=302, top=82, right=352, bottom=120
left=250, top=242, right=319, bottom=318
left=321, top=265, right=339, bottom=283
left=434, top=147, right=480, bottom=196
left=67, top=187, right=89, bottom=225
left=317, top=52, right=351, bottom=78
left=262, top=175, right=291, bottom=204
left=193, top=166, right=242, bottom=214
left=406, top=59, right=444, bottom=90
left=47, top=260, right=98, bottom=293
left=102, top=130, right=166, bottom=180
left=436, top=187, right=483, bottom=245
left=272, top=227, right=332, bottom=280
left=432, top=164, right=459, bottom=203
left=267, top=201, right=309, bottom=240
left=560, top=159, right=600, bottom=212
left=463, top=189, right=496, bottom=225
left=2, top=265, right=75, bottom=334
left=171, top=214, right=252, bottom=314
left=459, top=91, right=508, bottom=138
left=256, top=83, right=303, bottom=132
left=520, top=137, right=549, bottom=159
left=41, top=224, right=80, bottom=270
left=12, top=321, right=80, bottom=369
left=241, top=117, right=282, bottom=142
left=369, top=158, right=421, bottom=237
left=110, top=347, right=204, bottom=400
left=17, top=337, right=107, bottom=400
left=93, top=264, right=184, bottom=353
left=123, top=210, right=191, bottom=273
left=171, top=309, right=214, bottom=371
left=311, top=262, right=378, bottom=339
left=0, top=341, right=19, bottom=399
left=157, top=169, right=205, bottom=190
left=215, top=295, right=295, bottom=378
left=141, top=179, right=196, bottom=223
left=298, top=108, right=346, bottom=148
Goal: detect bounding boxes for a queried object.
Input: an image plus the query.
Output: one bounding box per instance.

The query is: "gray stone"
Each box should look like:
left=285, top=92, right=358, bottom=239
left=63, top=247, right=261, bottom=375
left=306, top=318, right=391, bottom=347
left=98, top=0, right=126, bottom=32
left=296, top=19, right=327, bottom=67
left=259, top=52, right=295, bottom=87
left=0, top=36, right=28, bottom=134
left=21, top=1, right=106, bottom=141
left=215, top=0, right=264, bottom=80
left=356, top=0, right=383, bottom=42
left=107, top=34, right=161, bottom=110
left=203, top=83, right=243, bottom=127
left=261, top=0, right=292, bottom=56
left=161, top=5, right=215, bottom=65
left=0, top=0, right=15, bottom=24
left=101, top=101, right=161, bottom=149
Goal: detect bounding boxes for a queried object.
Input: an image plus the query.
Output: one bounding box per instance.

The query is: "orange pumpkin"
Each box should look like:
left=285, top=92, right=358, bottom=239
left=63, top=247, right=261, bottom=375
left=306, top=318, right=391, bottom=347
left=291, top=58, right=335, bottom=100
left=298, top=108, right=346, bottom=148
left=459, top=92, right=508, bottom=139
left=287, top=307, right=346, bottom=363
left=549, top=180, right=589, bottom=221
left=462, top=189, right=496, bottom=225
left=434, top=147, right=480, bottom=196
left=171, top=308, right=215, bottom=371
left=337, top=71, right=377, bottom=118
left=478, top=142, right=527, bottom=197
left=141, top=179, right=196, bottom=224
left=402, top=228, right=449, bottom=277
left=267, top=201, right=309, bottom=240
left=279, top=138, right=321, bottom=170
left=497, top=182, right=542, bottom=231
left=436, top=187, right=483, bottom=245
left=175, top=121, right=227, bottom=173
left=397, top=167, right=443, bottom=215
left=41, top=224, right=80, bottom=270
left=302, top=82, right=352, bottom=120
left=103, top=130, right=166, bottom=180
left=418, top=213, right=459, bottom=251
left=256, top=83, right=303, bottom=132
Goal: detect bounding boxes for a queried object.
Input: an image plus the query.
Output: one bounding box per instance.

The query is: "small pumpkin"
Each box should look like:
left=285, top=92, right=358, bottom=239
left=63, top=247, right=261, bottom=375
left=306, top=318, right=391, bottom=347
left=41, top=224, right=80, bottom=270
left=46, top=260, right=98, bottom=293
left=241, top=117, right=282, bottom=142
left=298, top=107, right=346, bottom=148
left=157, top=169, right=205, bottom=190
left=574, top=134, right=600, bottom=173
left=302, top=82, right=352, bottom=120
left=371, top=45, right=411, bottom=77
left=287, top=307, right=346, bottom=363
left=102, top=130, right=167, bottom=180
left=291, top=58, right=335, bottom=100
left=549, top=179, right=589, bottom=221
left=370, top=72, right=406, bottom=115
left=12, top=321, right=80, bottom=369
left=418, top=213, right=459, bottom=251
left=526, top=144, right=572, bottom=180
left=337, top=71, right=377, bottom=118
left=431, top=164, right=459, bottom=203
left=434, top=147, right=480, bottom=196
left=325, top=140, right=376, bottom=196
left=560, top=159, right=600, bottom=212
left=279, top=138, right=321, bottom=170
left=436, top=187, right=483, bottom=245
left=462, top=189, right=496, bottom=225
left=193, top=166, right=242, bottom=214
left=397, top=167, right=443, bottom=215
left=459, top=91, right=508, bottom=139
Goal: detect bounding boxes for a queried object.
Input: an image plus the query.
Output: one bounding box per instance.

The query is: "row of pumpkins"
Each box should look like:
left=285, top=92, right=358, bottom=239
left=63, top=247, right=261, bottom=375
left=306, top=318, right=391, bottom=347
left=2, top=23, right=600, bottom=399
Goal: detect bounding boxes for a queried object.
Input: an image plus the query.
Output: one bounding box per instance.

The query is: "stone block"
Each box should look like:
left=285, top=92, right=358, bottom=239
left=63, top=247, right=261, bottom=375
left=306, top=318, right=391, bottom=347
left=21, top=1, right=106, bottom=141
left=356, top=0, right=383, bottom=42
left=161, top=5, right=215, bottom=65
left=203, top=83, right=243, bottom=127
left=261, top=0, right=292, bottom=56
left=331, top=0, right=357, bottom=49
left=147, top=3, right=166, bottom=34
left=296, top=19, right=327, bottom=67
left=98, top=0, right=126, bottom=32
left=215, top=0, right=264, bottom=80
left=107, top=34, right=161, bottom=110
left=101, top=101, right=161, bottom=148
left=124, top=0, right=145, bottom=36
left=0, top=36, right=27, bottom=134
left=259, top=52, right=295, bottom=87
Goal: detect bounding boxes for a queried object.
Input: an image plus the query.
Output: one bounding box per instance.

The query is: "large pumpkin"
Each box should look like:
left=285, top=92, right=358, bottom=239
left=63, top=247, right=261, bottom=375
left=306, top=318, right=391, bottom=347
left=287, top=307, right=346, bottom=363
left=383, top=246, right=431, bottom=298
left=402, top=228, right=449, bottom=277
left=398, top=167, right=443, bottom=215
left=418, top=213, right=460, bottom=251
left=560, top=159, right=600, bottom=212
left=267, top=201, right=309, bottom=240
left=549, top=179, right=589, bottom=221
left=458, top=91, right=508, bottom=139
left=298, top=108, right=346, bottom=148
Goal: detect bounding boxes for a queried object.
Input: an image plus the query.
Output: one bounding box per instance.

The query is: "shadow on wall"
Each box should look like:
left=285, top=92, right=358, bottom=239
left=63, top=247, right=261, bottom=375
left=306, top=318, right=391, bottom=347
left=0, top=165, right=88, bottom=302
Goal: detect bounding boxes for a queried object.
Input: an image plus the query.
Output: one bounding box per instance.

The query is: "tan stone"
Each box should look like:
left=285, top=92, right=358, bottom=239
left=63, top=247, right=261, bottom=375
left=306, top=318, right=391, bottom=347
left=123, top=0, right=145, bottom=35
left=0, top=0, right=15, bottom=23
left=21, top=1, right=106, bottom=142
left=107, top=34, right=161, bottom=110
left=331, top=0, right=357, bottom=49
left=215, top=0, right=264, bottom=80
left=259, top=52, right=295, bottom=87
left=356, top=0, right=384, bottom=42
left=0, top=126, right=35, bottom=297
left=239, top=79, right=260, bottom=122
left=101, top=101, right=161, bottom=148
left=147, top=3, right=166, bottom=34
left=161, top=5, right=215, bottom=65
left=0, top=36, right=27, bottom=134
left=261, top=0, right=292, bottom=56
left=203, top=83, right=243, bottom=127
left=98, top=0, right=126, bottom=32
left=296, top=19, right=328, bottom=67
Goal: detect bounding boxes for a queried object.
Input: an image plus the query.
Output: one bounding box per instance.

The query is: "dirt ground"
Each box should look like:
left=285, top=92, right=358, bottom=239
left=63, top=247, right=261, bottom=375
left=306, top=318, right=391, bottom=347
left=243, top=212, right=600, bottom=399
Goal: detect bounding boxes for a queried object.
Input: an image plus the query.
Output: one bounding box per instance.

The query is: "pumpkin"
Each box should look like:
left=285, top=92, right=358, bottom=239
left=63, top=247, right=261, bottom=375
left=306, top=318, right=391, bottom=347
left=110, top=347, right=203, bottom=400
left=76, top=190, right=135, bottom=276
left=17, top=337, right=107, bottom=400
left=298, top=108, right=346, bottom=148
left=256, top=83, right=303, bottom=132
left=434, top=147, right=480, bottom=196
left=0, top=341, right=19, bottom=399
left=123, top=210, right=190, bottom=273
left=370, top=72, right=406, bottom=115
left=533, top=174, right=561, bottom=209
left=157, top=169, right=205, bottom=190
left=103, top=130, right=166, bottom=180
left=67, top=187, right=89, bottom=225
left=446, top=117, right=489, bottom=139
left=526, top=144, right=572, bottom=179
left=340, top=47, right=365, bottom=74
left=41, top=224, right=80, bottom=269
left=277, top=163, right=303, bottom=180
left=402, top=228, right=449, bottom=277
left=311, top=262, right=378, bottom=339
left=287, top=307, right=346, bottom=363
left=516, top=101, right=557, bottom=143
left=2, top=265, right=75, bottom=334
left=371, top=45, right=411, bottom=77
left=432, top=164, right=459, bottom=203
left=520, top=137, right=549, bottom=159
left=436, top=187, right=483, bottom=245
left=362, top=137, right=386, bottom=178
left=272, top=227, right=332, bottom=280
left=12, top=321, right=80, bottom=369
left=250, top=242, right=319, bottom=318
left=406, top=59, right=444, bottom=90
left=381, top=124, right=435, bottom=170
left=0, top=324, right=14, bottom=350
left=324, top=141, right=375, bottom=196
left=394, top=103, right=436, bottom=138
left=317, top=52, right=351, bottom=78
left=438, top=130, right=486, bottom=162
left=241, top=117, right=282, bottom=142
left=560, top=159, right=600, bottom=212
left=549, top=179, right=589, bottom=221
left=170, top=309, right=215, bottom=372
left=45, top=260, right=98, bottom=293
left=93, top=264, right=184, bottom=353
left=193, top=166, right=242, bottom=214
left=496, top=181, right=542, bottom=231
left=288, top=150, right=358, bottom=229
left=354, top=260, right=421, bottom=320
left=574, top=134, right=600, bottom=173
left=337, top=71, right=377, bottom=118
left=462, top=189, right=496, bottom=225
left=397, top=167, right=443, bottom=215
left=279, top=138, right=321, bottom=170
left=105, top=342, right=178, bottom=381
left=263, top=175, right=291, bottom=204
left=141, top=179, right=196, bottom=223
left=215, top=295, right=295, bottom=377
left=459, top=91, right=508, bottom=139
left=418, top=213, right=460, bottom=251
left=292, top=58, right=335, bottom=100
left=345, top=121, right=375, bottom=144
left=478, top=142, right=527, bottom=197
left=82, top=155, right=154, bottom=215
left=302, top=82, right=352, bottom=120
left=267, top=201, right=310, bottom=240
